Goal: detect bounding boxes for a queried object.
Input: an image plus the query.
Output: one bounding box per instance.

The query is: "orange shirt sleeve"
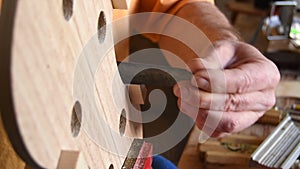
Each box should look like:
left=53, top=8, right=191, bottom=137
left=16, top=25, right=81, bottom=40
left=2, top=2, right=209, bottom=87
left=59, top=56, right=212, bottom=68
left=134, top=0, right=214, bottom=14
left=130, top=0, right=214, bottom=42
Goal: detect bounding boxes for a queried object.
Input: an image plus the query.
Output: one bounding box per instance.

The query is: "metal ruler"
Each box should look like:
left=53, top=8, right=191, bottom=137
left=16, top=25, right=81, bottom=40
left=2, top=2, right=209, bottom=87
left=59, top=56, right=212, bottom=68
left=250, top=114, right=300, bottom=169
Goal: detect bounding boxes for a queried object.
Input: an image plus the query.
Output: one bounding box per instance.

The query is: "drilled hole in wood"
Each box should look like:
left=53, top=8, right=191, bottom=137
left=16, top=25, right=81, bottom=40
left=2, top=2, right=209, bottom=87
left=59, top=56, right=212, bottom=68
left=97, top=11, right=106, bottom=43
left=71, top=101, right=82, bottom=137
left=63, top=0, right=74, bottom=21
left=119, top=109, right=127, bottom=136
left=109, top=164, right=114, bottom=169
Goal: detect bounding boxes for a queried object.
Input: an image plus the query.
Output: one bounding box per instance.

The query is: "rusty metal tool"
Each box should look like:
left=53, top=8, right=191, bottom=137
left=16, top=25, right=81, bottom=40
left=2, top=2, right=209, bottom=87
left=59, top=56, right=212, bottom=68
left=117, top=61, right=192, bottom=87
left=122, top=139, right=153, bottom=169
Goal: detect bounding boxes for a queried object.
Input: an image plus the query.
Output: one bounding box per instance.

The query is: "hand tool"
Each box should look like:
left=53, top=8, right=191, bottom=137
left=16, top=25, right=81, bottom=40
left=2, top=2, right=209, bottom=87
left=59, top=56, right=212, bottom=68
left=117, top=61, right=192, bottom=87
left=250, top=114, right=300, bottom=169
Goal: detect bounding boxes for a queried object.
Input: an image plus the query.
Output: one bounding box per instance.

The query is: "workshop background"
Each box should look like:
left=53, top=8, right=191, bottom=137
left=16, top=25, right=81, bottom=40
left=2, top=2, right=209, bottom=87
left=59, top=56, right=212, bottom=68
left=0, top=0, right=299, bottom=169
left=216, top=0, right=269, bottom=51
left=178, top=0, right=300, bottom=169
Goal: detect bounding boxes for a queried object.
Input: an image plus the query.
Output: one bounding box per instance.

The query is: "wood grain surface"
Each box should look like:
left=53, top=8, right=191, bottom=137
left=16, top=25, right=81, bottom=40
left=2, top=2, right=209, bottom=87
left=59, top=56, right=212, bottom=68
left=0, top=0, right=144, bottom=168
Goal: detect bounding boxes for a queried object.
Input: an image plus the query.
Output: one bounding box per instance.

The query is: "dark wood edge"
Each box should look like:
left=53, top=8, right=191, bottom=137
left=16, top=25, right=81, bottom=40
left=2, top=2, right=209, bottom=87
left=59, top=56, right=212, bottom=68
left=0, top=0, right=42, bottom=168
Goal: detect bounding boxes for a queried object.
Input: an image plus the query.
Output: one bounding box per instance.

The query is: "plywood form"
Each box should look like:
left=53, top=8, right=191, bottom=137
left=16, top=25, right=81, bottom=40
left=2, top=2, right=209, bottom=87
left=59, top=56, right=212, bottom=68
left=0, top=0, right=142, bottom=168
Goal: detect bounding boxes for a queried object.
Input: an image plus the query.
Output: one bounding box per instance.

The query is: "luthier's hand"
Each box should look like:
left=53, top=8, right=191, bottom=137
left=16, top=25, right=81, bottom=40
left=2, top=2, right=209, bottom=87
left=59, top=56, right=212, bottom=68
left=173, top=40, right=280, bottom=137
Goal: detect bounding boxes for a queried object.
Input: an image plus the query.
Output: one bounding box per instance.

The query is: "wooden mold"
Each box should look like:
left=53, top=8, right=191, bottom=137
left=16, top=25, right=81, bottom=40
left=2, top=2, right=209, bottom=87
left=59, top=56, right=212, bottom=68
left=0, top=0, right=149, bottom=168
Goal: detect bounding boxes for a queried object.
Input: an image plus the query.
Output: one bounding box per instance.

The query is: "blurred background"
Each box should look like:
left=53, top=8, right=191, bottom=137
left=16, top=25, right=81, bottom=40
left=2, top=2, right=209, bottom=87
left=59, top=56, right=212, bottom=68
left=216, top=0, right=271, bottom=51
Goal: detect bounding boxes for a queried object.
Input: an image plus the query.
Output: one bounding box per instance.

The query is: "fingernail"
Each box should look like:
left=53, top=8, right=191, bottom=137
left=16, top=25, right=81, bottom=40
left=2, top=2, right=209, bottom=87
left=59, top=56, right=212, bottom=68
left=198, top=131, right=210, bottom=143
left=195, top=77, right=209, bottom=90
left=173, top=85, right=188, bottom=97
left=173, top=85, right=180, bottom=96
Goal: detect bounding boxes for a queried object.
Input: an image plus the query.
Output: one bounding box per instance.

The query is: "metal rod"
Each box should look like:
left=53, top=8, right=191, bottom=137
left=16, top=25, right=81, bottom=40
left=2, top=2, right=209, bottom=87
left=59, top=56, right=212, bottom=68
left=251, top=116, right=292, bottom=163
left=251, top=115, right=300, bottom=169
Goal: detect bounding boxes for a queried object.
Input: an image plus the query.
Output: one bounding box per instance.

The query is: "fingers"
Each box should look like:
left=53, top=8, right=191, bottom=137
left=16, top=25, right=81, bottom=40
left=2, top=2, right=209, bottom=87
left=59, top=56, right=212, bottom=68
left=174, top=82, right=276, bottom=112
left=188, top=40, right=236, bottom=71
left=187, top=41, right=280, bottom=93
left=173, top=40, right=280, bottom=137
left=175, top=81, right=274, bottom=137
left=195, top=109, right=264, bottom=134
left=178, top=100, right=264, bottom=137
left=188, top=41, right=263, bottom=72
left=192, top=62, right=280, bottom=93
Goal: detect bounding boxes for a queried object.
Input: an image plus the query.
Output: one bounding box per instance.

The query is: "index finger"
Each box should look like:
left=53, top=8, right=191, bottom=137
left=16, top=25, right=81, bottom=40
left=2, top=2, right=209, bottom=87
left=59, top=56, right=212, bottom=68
left=188, top=43, right=280, bottom=93
left=192, top=60, right=280, bottom=93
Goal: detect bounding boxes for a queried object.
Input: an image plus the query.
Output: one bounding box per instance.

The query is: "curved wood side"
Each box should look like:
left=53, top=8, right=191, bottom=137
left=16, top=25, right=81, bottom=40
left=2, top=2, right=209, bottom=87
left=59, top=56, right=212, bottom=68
left=0, top=0, right=140, bottom=168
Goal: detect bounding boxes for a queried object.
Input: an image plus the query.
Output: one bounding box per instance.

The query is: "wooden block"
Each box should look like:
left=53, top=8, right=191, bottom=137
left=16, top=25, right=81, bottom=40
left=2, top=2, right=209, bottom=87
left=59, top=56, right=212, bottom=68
left=220, top=134, right=264, bottom=145
left=205, top=151, right=250, bottom=165
left=128, top=85, right=146, bottom=105
left=179, top=127, right=263, bottom=169
left=57, top=151, right=88, bottom=169
left=199, top=140, right=257, bottom=155
left=199, top=141, right=226, bottom=153
left=257, top=109, right=281, bottom=125
left=199, top=138, right=258, bottom=166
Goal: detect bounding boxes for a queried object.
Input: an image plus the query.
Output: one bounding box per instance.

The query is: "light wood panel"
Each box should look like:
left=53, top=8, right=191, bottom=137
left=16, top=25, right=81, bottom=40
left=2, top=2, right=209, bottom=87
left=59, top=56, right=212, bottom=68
left=0, top=0, right=142, bottom=168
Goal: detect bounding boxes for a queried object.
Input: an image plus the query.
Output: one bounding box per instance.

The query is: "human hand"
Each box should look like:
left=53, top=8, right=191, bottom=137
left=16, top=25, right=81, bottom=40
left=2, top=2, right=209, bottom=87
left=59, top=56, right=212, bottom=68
left=173, top=40, right=280, bottom=137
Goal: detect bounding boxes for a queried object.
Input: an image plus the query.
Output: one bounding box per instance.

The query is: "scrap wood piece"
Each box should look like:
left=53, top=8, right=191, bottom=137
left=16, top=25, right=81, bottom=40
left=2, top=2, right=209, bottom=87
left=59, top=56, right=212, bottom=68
left=199, top=140, right=257, bottom=155
left=257, top=109, right=281, bottom=125
left=57, top=151, right=88, bottom=169
left=219, top=134, right=264, bottom=145
left=128, top=85, right=147, bottom=105
left=198, top=140, right=225, bottom=153
left=198, top=138, right=258, bottom=166
left=205, top=151, right=250, bottom=165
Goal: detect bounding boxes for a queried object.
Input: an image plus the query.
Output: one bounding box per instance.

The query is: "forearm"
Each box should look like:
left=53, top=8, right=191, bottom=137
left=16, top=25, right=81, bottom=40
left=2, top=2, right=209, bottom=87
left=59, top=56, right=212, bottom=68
left=175, top=2, right=240, bottom=42
left=157, top=2, right=241, bottom=63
